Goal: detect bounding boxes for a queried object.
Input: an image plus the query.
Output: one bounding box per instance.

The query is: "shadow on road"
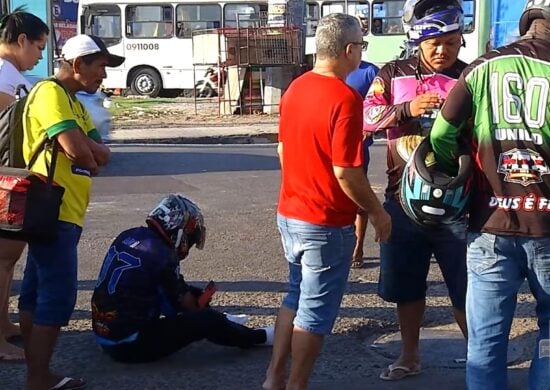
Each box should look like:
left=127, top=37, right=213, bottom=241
left=101, top=151, right=280, bottom=176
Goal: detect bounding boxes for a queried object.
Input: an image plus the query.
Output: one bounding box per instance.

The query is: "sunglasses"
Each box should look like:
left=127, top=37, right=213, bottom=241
left=349, top=41, right=369, bottom=50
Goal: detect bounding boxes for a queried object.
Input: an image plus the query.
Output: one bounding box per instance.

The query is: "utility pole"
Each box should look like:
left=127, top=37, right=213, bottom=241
left=1, top=0, right=9, bottom=15
left=263, top=0, right=306, bottom=114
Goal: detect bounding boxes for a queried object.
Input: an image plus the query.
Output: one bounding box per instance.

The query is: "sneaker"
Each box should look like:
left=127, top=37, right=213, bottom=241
left=224, top=313, right=250, bottom=326
left=261, top=325, right=275, bottom=346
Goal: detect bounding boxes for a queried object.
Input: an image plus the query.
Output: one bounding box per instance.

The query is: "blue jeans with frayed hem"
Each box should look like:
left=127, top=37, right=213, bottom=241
left=466, top=232, right=550, bottom=390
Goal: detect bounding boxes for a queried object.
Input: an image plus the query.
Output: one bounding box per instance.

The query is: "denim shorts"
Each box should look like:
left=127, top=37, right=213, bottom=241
left=277, top=214, right=355, bottom=335
left=378, top=198, right=467, bottom=310
left=18, top=221, right=82, bottom=326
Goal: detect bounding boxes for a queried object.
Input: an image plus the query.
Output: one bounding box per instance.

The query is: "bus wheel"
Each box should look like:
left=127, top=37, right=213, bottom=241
left=130, top=68, right=162, bottom=97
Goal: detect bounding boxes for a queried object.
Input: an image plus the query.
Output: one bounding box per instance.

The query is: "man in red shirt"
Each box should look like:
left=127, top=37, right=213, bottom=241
left=262, top=13, right=391, bottom=390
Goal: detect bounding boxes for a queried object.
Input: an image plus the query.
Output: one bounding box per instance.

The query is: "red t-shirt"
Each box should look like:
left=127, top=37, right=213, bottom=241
left=277, top=71, right=363, bottom=226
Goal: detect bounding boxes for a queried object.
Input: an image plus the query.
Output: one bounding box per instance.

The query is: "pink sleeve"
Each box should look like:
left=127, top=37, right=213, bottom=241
left=362, top=64, right=408, bottom=135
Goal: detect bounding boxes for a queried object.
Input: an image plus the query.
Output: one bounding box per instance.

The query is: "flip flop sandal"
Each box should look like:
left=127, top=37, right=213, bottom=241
left=379, top=364, right=421, bottom=381
left=50, top=377, right=86, bottom=390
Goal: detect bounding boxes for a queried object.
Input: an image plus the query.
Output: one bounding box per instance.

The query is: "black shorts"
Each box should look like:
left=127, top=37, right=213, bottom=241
left=378, top=199, right=467, bottom=310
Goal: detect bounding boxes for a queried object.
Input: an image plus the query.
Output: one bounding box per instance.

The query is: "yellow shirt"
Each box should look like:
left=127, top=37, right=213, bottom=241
left=22, top=80, right=101, bottom=227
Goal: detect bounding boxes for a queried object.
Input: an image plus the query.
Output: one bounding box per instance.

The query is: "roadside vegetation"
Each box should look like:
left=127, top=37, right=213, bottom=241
left=109, top=96, right=279, bottom=128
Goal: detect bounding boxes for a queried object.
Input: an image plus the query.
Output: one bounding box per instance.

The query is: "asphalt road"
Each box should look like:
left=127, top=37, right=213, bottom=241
left=4, top=143, right=532, bottom=389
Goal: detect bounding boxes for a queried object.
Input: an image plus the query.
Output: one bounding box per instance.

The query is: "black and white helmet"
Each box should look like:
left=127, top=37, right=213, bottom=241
left=400, top=137, right=472, bottom=226
left=146, top=194, right=206, bottom=259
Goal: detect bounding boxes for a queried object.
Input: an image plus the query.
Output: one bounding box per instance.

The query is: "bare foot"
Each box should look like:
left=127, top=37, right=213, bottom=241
left=351, top=245, right=364, bottom=267
left=0, top=338, right=25, bottom=361
left=262, top=370, right=286, bottom=390
left=1, top=322, right=21, bottom=340
left=262, top=379, right=286, bottom=390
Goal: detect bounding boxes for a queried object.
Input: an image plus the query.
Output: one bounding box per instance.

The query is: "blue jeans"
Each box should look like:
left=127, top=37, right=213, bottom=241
left=18, top=221, right=82, bottom=326
left=277, top=214, right=355, bottom=335
left=466, top=233, right=550, bottom=390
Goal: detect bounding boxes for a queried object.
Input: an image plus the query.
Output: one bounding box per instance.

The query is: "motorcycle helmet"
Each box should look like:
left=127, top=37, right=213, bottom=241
left=400, top=137, right=472, bottom=226
left=519, top=0, right=550, bottom=36
left=402, top=0, right=464, bottom=46
left=146, top=194, right=206, bottom=259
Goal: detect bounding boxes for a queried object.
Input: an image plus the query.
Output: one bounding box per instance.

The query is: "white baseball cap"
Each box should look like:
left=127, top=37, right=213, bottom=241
left=61, top=34, right=125, bottom=67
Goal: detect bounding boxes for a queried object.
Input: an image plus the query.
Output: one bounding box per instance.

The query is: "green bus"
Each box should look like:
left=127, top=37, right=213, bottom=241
left=304, top=0, right=491, bottom=67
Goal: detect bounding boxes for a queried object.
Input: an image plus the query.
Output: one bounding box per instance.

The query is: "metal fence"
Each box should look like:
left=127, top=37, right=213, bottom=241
left=192, top=27, right=303, bottom=67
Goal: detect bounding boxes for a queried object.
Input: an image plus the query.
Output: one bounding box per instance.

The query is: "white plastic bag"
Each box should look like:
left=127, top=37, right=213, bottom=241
left=76, top=91, right=113, bottom=141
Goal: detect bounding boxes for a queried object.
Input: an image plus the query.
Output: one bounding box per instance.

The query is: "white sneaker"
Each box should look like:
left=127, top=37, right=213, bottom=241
left=261, top=325, right=275, bottom=346
left=224, top=313, right=250, bottom=326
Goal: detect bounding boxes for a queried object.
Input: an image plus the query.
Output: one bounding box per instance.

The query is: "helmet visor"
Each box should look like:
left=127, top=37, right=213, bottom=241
left=195, top=226, right=206, bottom=250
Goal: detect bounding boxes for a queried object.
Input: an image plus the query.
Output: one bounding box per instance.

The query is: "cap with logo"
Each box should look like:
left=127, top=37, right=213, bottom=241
left=61, top=35, right=125, bottom=68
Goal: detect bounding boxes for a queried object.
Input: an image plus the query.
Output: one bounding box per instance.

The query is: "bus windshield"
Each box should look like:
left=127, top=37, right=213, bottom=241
left=82, top=4, right=122, bottom=46
left=372, top=0, right=405, bottom=35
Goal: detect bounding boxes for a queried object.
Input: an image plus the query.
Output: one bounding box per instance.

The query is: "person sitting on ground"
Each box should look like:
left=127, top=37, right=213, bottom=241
left=92, top=194, right=274, bottom=363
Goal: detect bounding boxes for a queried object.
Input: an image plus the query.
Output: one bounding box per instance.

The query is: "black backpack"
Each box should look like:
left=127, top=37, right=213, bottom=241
left=0, top=84, right=29, bottom=168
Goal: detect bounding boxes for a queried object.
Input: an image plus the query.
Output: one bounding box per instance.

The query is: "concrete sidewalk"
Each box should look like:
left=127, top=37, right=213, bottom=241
left=109, top=123, right=279, bottom=144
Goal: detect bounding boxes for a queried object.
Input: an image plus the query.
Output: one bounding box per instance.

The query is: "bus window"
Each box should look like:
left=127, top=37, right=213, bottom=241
left=224, top=3, right=266, bottom=28
left=126, top=5, right=174, bottom=38
left=319, top=2, right=369, bottom=33
left=372, top=0, right=406, bottom=35
left=322, top=2, right=344, bottom=15
left=305, top=2, right=319, bottom=37
left=463, top=0, right=475, bottom=33
left=82, top=4, right=122, bottom=46
left=176, top=4, right=221, bottom=38
left=353, top=3, right=370, bottom=33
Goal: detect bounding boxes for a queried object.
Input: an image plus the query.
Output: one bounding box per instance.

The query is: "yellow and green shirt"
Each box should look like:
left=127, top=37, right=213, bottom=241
left=22, top=80, right=101, bottom=227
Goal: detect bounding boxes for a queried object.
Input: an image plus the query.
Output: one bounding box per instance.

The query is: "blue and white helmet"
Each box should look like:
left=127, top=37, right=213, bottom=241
left=400, top=137, right=472, bottom=226
left=402, top=0, right=464, bottom=46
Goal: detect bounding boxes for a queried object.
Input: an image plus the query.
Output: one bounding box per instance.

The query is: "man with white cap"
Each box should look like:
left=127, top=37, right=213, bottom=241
left=18, top=34, right=124, bottom=390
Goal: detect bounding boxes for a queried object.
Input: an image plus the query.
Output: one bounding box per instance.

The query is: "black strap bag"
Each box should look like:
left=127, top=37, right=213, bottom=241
left=0, top=140, right=65, bottom=242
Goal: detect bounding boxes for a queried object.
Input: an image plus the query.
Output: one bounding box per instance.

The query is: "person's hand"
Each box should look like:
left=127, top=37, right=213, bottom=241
left=179, top=291, right=199, bottom=311
left=369, top=207, right=392, bottom=242
left=189, top=286, right=203, bottom=299
left=409, top=92, right=444, bottom=117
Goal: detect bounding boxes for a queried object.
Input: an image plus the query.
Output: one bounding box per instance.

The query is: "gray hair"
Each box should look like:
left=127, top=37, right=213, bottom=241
left=315, top=13, right=362, bottom=59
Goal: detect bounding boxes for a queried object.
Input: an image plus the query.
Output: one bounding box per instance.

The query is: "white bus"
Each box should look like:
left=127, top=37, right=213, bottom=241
left=79, top=0, right=269, bottom=96
left=78, top=0, right=490, bottom=97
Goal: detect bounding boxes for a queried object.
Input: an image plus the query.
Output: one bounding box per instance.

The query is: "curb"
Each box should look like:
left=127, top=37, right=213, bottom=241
left=112, top=121, right=280, bottom=130
left=107, top=133, right=279, bottom=145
